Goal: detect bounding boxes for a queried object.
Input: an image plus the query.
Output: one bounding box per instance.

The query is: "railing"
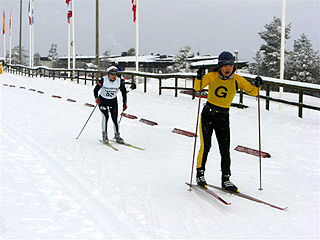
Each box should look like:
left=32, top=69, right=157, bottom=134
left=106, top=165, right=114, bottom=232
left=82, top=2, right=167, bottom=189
left=4, top=64, right=320, bottom=118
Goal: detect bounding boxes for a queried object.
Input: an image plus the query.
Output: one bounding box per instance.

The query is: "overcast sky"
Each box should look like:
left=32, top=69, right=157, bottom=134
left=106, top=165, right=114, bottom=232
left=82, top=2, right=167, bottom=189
left=1, top=0, right=319, bottom=61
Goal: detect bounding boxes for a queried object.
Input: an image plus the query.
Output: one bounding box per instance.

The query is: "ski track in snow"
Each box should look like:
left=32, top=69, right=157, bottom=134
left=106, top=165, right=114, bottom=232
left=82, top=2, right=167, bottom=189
left=1, top=72, right=319, bottom=239
left=1, top=121, right=137, bottom=238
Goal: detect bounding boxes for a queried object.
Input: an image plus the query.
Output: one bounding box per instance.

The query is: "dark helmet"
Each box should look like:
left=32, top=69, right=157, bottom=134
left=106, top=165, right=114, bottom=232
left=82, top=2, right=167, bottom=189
left=218, top=51, right=234, bottom=68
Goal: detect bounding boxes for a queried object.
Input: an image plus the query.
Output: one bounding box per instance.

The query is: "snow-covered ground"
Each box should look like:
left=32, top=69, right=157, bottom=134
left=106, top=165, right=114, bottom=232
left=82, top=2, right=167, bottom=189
left=0, top=72, right=319, bottom=239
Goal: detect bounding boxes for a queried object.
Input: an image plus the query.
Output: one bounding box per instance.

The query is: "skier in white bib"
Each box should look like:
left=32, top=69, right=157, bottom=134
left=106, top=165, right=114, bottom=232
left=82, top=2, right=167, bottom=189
left=93, top=66, right=127, bottom=144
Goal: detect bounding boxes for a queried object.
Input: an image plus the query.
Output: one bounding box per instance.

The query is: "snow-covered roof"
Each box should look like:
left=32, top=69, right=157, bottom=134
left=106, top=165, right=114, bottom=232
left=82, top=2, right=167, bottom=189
left=110, top=55, right=174, bottom=63
left=191, top=59, right=248, bottom=67
left=186, top=55, right=218, bottom=61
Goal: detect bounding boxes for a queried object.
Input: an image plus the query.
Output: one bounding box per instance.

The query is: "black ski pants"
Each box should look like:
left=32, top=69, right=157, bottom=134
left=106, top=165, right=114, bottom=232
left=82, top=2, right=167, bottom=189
left=196, top=102, right=231, bottom=176
left=99, top=97, right=119, bottom=134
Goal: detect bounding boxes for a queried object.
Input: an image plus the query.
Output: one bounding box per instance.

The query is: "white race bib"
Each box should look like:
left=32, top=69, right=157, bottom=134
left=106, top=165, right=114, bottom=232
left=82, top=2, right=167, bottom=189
left=100, top=76, right=121, bottom=99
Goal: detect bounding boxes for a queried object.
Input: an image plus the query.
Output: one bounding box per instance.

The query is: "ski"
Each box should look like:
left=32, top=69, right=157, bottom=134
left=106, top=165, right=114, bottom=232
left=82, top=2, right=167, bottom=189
left=185, top=182, right=231, bottom=205
left=207, top=184, right=287, bottom=211
left=99, top=140, right=119, bottom=151
left=110, top=140, right=145, bottom=151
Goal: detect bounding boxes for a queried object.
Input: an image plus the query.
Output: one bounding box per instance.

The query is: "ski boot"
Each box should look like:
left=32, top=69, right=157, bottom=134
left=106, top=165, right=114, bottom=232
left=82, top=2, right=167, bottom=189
left=115, top=133, right=125, bottom=144
left=196, top=168, right=208, bottom=189
left=102, top=131, right=109, bottom=144
left=222, top=174, right=239, bottom=193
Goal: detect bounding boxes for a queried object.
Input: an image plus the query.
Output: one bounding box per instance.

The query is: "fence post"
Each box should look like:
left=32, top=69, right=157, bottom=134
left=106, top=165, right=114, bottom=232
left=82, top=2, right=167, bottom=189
left=175, top=77, right=178, bottom=97
left=92, top=72, right=95, bottom=85
left=77, top=70, right=80, bottom=84
left=144, top=76, right=147, bottom=93
left=131, top=75, right=135, bottom=89
left=192, top=77, right=195, bottom=100
left=159, top=78, right=162, bottom=95
left=84, top=71, right=87, bottom=85
left=298, top=89, right=303, bottom=118
left=266, top=84, right=270, bottom=111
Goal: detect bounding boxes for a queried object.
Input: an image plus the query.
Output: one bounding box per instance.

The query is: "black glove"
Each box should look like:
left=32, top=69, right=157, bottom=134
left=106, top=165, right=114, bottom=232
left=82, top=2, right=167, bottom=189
left=255, top=76, right=263, bottom=87
left=197, top=66, right=206, bottom=80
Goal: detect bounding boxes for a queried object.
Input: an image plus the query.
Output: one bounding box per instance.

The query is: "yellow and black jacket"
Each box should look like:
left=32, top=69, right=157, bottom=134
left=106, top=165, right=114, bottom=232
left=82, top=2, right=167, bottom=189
left=194, top=72, right=260, bottom=108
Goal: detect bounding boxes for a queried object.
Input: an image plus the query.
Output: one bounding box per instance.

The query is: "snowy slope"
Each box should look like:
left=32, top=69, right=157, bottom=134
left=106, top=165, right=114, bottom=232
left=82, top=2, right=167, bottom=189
left=0, top=72, right=319, bottom=239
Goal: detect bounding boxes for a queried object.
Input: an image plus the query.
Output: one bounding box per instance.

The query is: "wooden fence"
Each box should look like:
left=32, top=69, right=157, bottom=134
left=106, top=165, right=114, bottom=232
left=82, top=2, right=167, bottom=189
left=4, top=64, right=320, bottom=118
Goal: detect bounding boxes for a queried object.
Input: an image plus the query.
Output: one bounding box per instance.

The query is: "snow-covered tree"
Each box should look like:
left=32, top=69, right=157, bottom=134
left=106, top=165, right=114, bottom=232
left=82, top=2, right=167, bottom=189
left=256, top=17, right=291, bottom=78
left=103, top=50, right=110, bottom=56
left=168, top=45, right=192, bottom=73
left=127, top=48, right=135, bottom=56
left=48, top=43, right=58, bottom=61
left=7, top=46, right=29, bottom=65
left=248, top=51, right=264, bottom=75
left=287, top=34, right=320, bottom=84
left=33, top=53, right=42, bottom=66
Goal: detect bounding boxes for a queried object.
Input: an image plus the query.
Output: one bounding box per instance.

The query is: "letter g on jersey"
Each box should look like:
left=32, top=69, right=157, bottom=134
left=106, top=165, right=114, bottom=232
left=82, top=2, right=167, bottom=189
left=215, top=86, right=228, bottom=98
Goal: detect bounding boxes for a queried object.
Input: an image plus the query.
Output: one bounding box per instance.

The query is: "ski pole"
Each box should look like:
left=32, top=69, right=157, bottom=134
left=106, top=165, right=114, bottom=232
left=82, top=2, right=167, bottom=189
left=188, top=77, right=203, bottom=191
left=257, top=90, right=263, bottom=191
left=119, top=110, right=124, bottom=123
left=75, top=104, right=97, bottom=139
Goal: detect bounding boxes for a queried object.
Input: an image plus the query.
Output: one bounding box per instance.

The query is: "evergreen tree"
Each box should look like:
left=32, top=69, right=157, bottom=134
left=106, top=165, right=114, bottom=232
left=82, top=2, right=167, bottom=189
left=168, top=45, right=192, bottom=73
left=257, top=17, right=291, bottom=78
left=48, top=43, right=58, bottom=61
left=121, top=48, right=135, bottom=57
left=33, top=53, right=42, bottom=66
left=127, top=48, right=135, bottom=56
left=248, top=51, right=264, bottom=75
left=287, top=34, right=320, bottom=84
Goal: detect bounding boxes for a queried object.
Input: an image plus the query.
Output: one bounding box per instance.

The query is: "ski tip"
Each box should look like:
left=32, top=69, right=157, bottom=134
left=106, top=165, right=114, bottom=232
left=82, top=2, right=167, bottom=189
left=276, top=206, right=288, bottom=211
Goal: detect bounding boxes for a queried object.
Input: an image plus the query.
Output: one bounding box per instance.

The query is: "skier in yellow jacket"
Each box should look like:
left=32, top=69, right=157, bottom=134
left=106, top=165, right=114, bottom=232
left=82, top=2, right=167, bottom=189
left=194, top=51, right=263, bottom=192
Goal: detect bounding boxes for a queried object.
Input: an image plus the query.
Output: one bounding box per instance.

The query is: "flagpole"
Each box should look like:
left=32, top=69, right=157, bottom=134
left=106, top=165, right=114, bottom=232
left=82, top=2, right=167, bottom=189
left=72, top=0, right=76, bottom=78
left=9, top=9, right=12, bottom=64
left=31, top=0, right=34, bottom=67
left=19, top=0, right=22, bottom=64
left=3, top=8, right=6, bottom=62
left=66, top=0, right=71, bottom=75
left=135, top=0, right=139, bottom=73
left=29, top=1, right=32, bottom=67
left=279, top=0, right=286, bottom=110
left=67, top=21, right=71, bottom=71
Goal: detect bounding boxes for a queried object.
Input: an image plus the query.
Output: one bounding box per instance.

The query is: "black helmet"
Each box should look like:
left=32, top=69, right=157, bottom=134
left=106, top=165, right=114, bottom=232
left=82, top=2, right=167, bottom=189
left=218, top=51, right=234, bottom=68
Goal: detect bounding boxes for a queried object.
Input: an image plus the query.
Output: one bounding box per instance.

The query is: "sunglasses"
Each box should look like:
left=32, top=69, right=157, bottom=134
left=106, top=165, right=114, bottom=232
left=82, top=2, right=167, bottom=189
left=109, top=72, right=117, bottom=76
left=220, top=60, right=234, bottom=66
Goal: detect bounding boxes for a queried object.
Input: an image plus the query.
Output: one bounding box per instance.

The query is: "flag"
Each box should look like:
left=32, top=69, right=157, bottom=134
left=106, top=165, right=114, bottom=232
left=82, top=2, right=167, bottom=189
left=28, top=0, right=34, bottom=25
left=9, top=9, right=12, bottom=36
left=2, top=8, right=5, bottom=35
left=132, top=0, right=136, bottom=22
left=66, top=0, right=72, bottom=23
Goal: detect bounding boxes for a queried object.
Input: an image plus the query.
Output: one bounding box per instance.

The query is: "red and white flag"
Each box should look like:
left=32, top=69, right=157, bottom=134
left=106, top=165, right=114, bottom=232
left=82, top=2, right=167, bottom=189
left=66, top=0, right=72, bottom=23
left=131, top=0, right=136, bottom=22
left=28, top=0, right=34, bottom=25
